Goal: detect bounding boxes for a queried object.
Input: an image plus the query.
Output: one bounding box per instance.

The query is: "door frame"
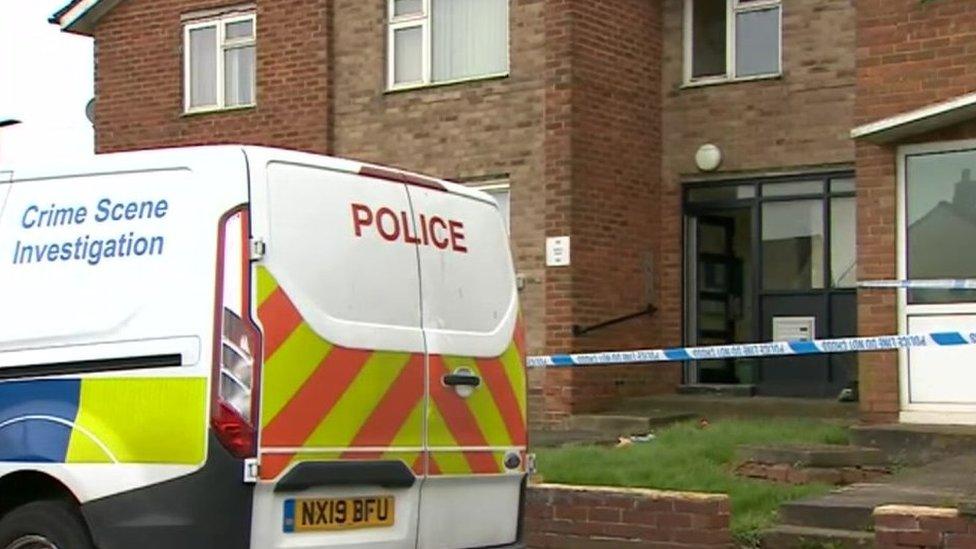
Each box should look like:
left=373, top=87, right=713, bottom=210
left=682, top=172, right=856, bottom=392
left=897, top=139, right=976, bottom=423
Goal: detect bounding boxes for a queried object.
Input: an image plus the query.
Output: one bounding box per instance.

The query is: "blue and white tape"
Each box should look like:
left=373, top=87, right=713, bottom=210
left=859, top=279, right=976, bottom=290
left=526, top=331, right=976, bottom=368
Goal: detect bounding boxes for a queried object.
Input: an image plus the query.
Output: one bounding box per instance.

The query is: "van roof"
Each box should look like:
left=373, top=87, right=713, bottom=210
left=1, top=145, right=497, bottom=207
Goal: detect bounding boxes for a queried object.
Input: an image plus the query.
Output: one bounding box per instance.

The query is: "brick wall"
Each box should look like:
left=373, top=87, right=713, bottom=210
left=658, top=0, right=856, bottom=377
left=855, top=0, right=976, bottom=423
left=874, top=504, right=976, bottom=548
left=531, top=0, right=678, bottom=420
left=93, top=0, right=332, bottom=154
left=526, top=483, right=732, bottom=548
left=556, top=0, right=677, bottom=415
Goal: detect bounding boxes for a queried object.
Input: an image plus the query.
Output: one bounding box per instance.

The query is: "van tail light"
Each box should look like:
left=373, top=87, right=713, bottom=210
left=212, top=205, right=262, bottom=459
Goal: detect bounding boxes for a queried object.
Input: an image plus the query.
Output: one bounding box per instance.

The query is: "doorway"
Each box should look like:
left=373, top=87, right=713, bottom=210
left=683, top=174, right=857, bottom=398
left=899, top=142, right=976, bottom=424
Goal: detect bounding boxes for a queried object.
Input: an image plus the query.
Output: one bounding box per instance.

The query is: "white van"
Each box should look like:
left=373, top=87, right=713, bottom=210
left=0, top=146, right=526, bottom=549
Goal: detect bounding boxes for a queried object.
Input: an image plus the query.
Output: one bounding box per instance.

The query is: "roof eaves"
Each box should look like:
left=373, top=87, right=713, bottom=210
left=48, top=0, right=82, bottom=24
left=50, top=0, right=121, bottom=36
left=852, top=91, right=976, bottom=144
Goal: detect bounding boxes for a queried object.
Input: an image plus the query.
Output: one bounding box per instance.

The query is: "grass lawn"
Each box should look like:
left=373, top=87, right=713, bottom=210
left=534, top=419, right=850, bottom=546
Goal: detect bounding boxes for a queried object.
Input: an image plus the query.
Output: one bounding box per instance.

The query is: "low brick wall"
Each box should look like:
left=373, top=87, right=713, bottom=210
left=526, top=483, right=732, bottom=548
left=874, top=505, right=976, bottom=548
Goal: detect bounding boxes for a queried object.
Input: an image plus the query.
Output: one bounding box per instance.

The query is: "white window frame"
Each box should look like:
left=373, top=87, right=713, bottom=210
left=387, top=0, right=432, bottom=90
left=387, top=0, right=509, bottom=91
left=683, top=0, right=782, bottom=87
left=183, top=12, right=256, bottom=113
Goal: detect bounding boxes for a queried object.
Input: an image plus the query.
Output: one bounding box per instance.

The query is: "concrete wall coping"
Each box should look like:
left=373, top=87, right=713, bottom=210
left=530, top=482, right=728, bottom=503
left=874, top=504, right=959, bottom=519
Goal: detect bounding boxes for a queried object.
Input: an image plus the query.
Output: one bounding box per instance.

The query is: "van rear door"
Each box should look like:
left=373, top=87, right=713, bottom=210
left=405, top=184, right=526, bottom=548
left=247, top=158, right=427, bottom=549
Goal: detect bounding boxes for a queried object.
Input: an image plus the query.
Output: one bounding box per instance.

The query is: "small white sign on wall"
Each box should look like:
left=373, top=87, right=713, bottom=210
left=772, top=316, right=816, bottom=342
left=546, top=236, right=571, bottom=267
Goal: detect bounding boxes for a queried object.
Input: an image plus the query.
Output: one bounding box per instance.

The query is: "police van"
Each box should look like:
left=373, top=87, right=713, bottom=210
left=0, top=146, right=527, bottom=549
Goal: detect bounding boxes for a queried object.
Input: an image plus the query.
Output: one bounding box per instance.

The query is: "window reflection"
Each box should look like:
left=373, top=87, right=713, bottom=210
left=762, top=200, right=824, bottom=290
left=907, top=153, right=976, bottom=304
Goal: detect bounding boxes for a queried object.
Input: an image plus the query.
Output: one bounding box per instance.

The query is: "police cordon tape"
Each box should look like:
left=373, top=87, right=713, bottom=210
left=859, top=279, right=976, bottom=290
left=526, top=331, right=976, bottom=368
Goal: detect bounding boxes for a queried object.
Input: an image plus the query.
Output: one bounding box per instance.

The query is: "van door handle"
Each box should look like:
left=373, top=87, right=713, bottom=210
left=442, top=373, right=481, bottom=387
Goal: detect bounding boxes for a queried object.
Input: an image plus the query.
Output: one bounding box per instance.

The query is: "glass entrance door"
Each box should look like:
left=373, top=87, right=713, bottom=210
left=687, top=207, right=756, bottom=384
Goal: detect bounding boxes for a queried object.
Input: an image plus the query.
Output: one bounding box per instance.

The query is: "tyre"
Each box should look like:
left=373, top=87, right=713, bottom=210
left=0, top=500, right=94, bottom=549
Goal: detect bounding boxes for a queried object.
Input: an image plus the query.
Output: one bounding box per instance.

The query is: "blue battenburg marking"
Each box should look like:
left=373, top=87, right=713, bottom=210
left=664, top=348, right=692, bottom=361
left=283, top=499, right=296, bottom=533
left=0, top=379, right=81, bottom=463
left=788, top=341, right=819, bottom=354
left=931, top=332, right=967, bottom=345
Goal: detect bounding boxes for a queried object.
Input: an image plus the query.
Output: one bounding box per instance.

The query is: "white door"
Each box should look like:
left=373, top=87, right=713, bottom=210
left=899, top=141, right=976, bottom=424
left=405, top=184, right=526, bottom=549
left=248, top=159, right=426, bottom=549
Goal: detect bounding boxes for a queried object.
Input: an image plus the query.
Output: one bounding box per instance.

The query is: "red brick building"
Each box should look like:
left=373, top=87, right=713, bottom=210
left=50, top=0, right=976, bottom=426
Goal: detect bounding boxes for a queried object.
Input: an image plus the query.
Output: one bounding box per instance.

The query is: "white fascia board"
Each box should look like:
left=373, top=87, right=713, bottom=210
left=851, top=91, right=976, bottom=144
left=58, top=0, right=123, bottom=36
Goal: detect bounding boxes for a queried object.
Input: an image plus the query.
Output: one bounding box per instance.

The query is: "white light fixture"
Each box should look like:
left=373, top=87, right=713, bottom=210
left=695, top=143, right=722, bottom=172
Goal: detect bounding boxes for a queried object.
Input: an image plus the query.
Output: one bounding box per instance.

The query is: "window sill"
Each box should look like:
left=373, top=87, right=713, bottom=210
left=385, top=72, right=510, bottom=94
left=181, top=104, right=256, bottom=117
left=681, top=73, right=781, bottom=89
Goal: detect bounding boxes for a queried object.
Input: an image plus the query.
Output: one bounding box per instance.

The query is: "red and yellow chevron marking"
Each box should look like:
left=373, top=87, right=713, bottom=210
left=255, top=266, right=526, bottom=480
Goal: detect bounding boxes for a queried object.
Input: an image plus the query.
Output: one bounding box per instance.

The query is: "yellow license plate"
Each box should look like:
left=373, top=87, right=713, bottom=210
left=283, top=496, right=395, bottom=533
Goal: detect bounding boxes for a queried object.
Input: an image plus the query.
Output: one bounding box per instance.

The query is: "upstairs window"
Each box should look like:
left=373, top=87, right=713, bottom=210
left=388, top=0, right=509, bottom=90
left=184, top=13, right=256, bottom=112
left=685, top=0, right=781, bottom=85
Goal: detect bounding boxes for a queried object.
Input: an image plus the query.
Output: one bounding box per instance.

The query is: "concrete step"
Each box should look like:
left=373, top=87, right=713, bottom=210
left=850, top=423, right=976, bottom=465
left=778, top=456, right=976, bottom=530
left=677, top=383, right=756, bottom=397
left=611, top=394, right=858, bottom=422
left=529, top=429, right=617, bottom=448
left=564, top=413, right=696, bottom=435
left=739, top=444, right=888, bottom=468
left=761, top=525, right=874, bottom=548
left=778, top=493, right=876, bottom=531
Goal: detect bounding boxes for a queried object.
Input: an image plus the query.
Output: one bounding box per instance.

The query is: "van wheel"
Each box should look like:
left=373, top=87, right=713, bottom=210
left=0, top=501, right=93, bottom=549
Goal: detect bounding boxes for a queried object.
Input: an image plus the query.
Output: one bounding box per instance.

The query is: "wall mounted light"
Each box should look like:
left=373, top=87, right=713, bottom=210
left=695, top=143, right=722, bottom=172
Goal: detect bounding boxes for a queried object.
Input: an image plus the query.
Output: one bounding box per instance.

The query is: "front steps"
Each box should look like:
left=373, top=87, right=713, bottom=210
left=850, top=423, right=976, bottom=465
left=761, top=525, right=874, bottom=548
left=564, top=412, right=696, bottom=434
left=762, top=454, right=976, bottom=547
left=677, top=383, right=756, bottom=397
